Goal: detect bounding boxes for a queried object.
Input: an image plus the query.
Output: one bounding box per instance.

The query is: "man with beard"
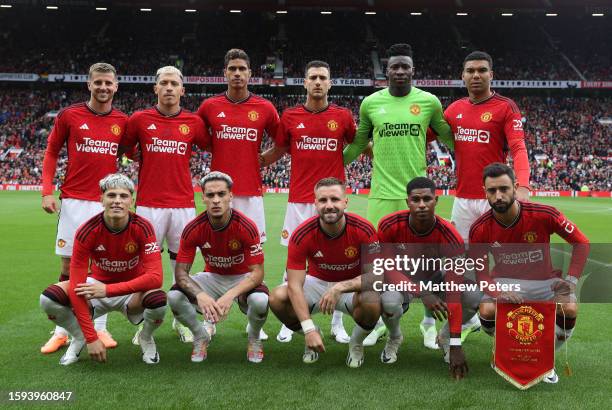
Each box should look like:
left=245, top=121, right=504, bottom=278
left=470, top=163, right=589, bottom=384
left=343, top=43, right=454, bottom=348
left=268, top=177, right=380, bottom=368
left=40, top=62, right=127, bottom=353
left=261, top=60, right=356, bottom=343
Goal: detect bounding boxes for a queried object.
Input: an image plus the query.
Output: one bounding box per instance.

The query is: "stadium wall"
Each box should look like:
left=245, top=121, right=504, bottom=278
left=3, top=185, right=610, bottom=198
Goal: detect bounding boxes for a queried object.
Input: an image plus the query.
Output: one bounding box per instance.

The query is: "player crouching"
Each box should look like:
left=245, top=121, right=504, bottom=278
left=40, top=174, right=166, bottom=365
left=269, top=178, right=381, bottom=368
left=168, top=172, right=269, bottom=363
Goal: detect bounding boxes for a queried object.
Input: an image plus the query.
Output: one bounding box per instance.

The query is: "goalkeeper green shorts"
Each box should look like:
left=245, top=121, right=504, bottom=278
left=366, top=198, right=408, bottom=229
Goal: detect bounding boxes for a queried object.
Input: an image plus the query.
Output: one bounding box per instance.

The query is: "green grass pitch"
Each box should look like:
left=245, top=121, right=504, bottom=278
left=0, top=192, right=611, bottom=409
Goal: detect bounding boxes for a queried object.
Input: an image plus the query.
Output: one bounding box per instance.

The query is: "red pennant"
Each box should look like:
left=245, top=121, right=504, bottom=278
left=494, top=302, right=556, bottom=390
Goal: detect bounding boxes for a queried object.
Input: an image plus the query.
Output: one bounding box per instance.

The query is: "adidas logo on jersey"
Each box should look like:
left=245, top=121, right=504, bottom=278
left=147, top=124, right=157, bottom=130
left=378, top=108, right=386, bottom=114
left=79, top=123, right=89, bottom=130
left=217, top=112, right=226, bottom=118
left=95, top=244, right=106, bottom=251
left=491, top=241, right=502, bottom=248
left=297, top=123, right=305, bottom=129
left=203, top=242, right=212, bottom=249
left=314, top=251, right=324, bottom=258
left=456, top=113, right=463, bottom=119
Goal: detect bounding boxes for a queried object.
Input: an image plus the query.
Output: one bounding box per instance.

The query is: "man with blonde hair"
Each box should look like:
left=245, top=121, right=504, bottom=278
left=121, top=65, right=210, bottom=344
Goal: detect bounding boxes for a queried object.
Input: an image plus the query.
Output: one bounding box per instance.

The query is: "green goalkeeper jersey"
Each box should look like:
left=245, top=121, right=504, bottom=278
left=344, top=87, right=453, bottom=199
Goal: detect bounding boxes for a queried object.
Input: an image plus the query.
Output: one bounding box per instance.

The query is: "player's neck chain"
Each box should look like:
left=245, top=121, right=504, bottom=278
left=209, top=209, right=233, bottom=231
left=496, top=201, right=521, bottom=228
left=225, top=91, right=251, bottom=104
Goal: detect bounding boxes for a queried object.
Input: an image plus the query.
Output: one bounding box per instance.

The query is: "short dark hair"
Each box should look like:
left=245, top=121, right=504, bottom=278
left=315, top=177, right=345, bottom=191
left=482, top=163, right=515, bottom=184
left=388, top=43, right=413, bottom=58
left=463, top=51, right=493, bottom=69
left=406, top=177, right=436, bottom=196
left=224, top=48, right=250, bottom=68
left=305, top=60, right=330, bottom=77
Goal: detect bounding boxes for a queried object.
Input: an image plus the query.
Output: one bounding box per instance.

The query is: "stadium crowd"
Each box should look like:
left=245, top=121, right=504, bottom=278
left=1, top=88, right=609, bottom=191
left=0, top=11, right=609, bottom=81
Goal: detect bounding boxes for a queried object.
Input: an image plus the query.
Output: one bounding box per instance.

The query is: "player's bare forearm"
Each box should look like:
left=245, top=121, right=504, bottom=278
left=223, top=264, right=264, bottom=299
left=260, top=145, right=288, bottom=167
left=175, top=262, right=203, bottom=299
left=332, top=276, right=361, bottom=293
left=287, top=269, right=311, bottom=322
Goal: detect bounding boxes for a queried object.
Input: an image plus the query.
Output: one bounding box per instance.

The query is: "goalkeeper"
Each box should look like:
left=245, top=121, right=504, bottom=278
left=343, top=43, right=454, bottom=348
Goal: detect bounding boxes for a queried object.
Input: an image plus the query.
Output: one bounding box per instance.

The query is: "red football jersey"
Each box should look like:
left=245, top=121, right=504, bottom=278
left=287, top=213, right=377, bottom=282
left=42, top=102, right=127, bottom=201
left=69, top=212, right=163, bottom=343
left=277, top=104, right=356, bottom=203
left=122, top=107, right=209, bottom=208
left=443, top=93, right=529, bottom=199
left=469, top=201, right=590, bottom=292
left=176, top=209, right=264, bottom=275
left=197, top=93, right=280, bottom=196
left=378, top=210, right=465, bottom=333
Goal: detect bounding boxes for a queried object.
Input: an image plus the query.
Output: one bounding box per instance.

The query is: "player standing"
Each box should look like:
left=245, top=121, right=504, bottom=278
left=377, top=177, right=478, bottom=378
left=197, top=48, right=279, bottom=243
left=261, top=60, right=356, bottom=343
left=197, top=48, right=280, bottom=340
left=470, top=163, right=589, bottom=383
left=439, top=51, right=531, bottom=241
left=168, top=172, right=268, bottom=363
left=120, top=66, right=209, bottom=344
left=343, top=44, right=454, bottom=348
left=39, top=174, right=166, bottom=365
left=40, top=62, right=126, bottom=353
left=268, top=178, right=381, bottom=368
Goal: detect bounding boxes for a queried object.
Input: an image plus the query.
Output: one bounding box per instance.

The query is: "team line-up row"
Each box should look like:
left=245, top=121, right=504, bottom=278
left=39, top=47, right=587, bottom=383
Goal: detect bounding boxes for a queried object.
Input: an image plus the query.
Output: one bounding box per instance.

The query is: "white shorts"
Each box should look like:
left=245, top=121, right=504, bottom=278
left=136, top=206, right=196, bottom=254
left=56, top=198, right=103, bottom=257
left=189, top=271, right=269, bottom=313
left=282, top=275, right=355, bottom=315
left=451, top=197, right=490, bottom=243
left=232, top=196, right=266, bottom=243
left=87, top=278, right=142, bottom=325
left=280, top=202, right=317, bottom=246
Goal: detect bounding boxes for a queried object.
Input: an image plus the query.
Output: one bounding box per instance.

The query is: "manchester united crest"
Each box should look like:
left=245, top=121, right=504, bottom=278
left=345, top=246, right=358, bottom=258
left=281, top=230, right=289, bottom=240
left=125, top=241, right=138, bottom=254
left=111, top=124, right=122, bottom=136
left=523, top=231, right=538, bottom=243
left=410, top=104, right=421, bottom=115
left=179, top=124, right=190, bottom=135
left=327, top=120, right=339, bottom=131
left=229, top=239, right=242, bottom=250
left=57, top=239, right=66, bottom=248
left=480, top=112, right=493, bottom=122
left=248, top=111, right=259, bottom=122
left=506, top=305, right=545, bottom=344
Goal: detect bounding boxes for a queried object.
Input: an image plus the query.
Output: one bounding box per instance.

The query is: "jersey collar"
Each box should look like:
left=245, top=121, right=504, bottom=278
left=302, top=103, right=330, bottom=114
left=102, top=213, right=131, bottom=235
left=469, top=91, right=496, bottom=105
left=154, top=105, right=183, bottom=118
left=492, top=201, right=522, bottom=229
left=224, top=92, right=251, bottom=104
left=206, top=209, right=233, bottom=232
left=318, top=214, right=347, bottom=240
left=85, top=102, right=113, bottom=116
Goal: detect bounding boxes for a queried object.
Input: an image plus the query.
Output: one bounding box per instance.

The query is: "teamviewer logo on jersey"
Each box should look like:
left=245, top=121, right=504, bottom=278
left=296, top=136, right=338, bottom=151
left=217, top=125, right=258, bottom=142
left=76, top=138, right=119, bottom=155
left=146, top=138, right=188, bottom=155
left=455, top=126, right=490, bottom=144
